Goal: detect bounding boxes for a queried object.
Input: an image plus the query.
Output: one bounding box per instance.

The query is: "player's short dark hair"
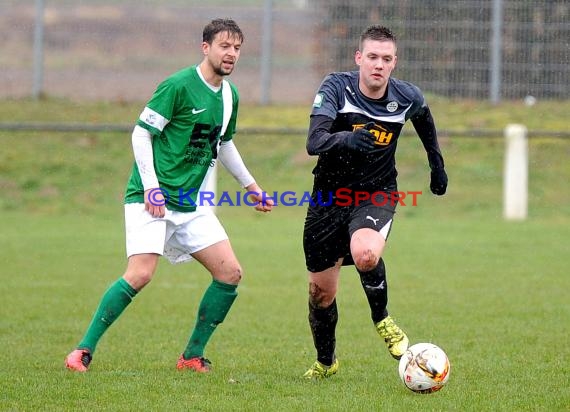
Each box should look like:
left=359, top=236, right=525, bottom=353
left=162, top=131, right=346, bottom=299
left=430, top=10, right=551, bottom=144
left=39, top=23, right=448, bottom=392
left=203, top=18, right=244, bottom=44
left=359, top=25, right=396, bottom=50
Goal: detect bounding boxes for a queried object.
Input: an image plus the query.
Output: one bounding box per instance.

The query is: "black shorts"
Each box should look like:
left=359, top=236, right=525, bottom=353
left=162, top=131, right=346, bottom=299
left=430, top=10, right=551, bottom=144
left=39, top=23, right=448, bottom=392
left=303, top=192, right=397, bottom=273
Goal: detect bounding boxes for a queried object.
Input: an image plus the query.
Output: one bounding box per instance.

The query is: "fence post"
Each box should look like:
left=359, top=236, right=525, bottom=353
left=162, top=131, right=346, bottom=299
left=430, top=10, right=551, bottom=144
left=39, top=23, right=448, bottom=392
left=503, top=124, right=528, bottom=220
left=490, top=0, right=503, bottom=104
left=260, top=0, right=273, bottom=105
left=32, top=0, right=45, bottom=99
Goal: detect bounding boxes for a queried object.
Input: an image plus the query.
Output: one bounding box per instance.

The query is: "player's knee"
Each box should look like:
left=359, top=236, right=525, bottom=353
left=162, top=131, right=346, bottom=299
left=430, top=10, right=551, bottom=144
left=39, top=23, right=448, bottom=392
left=123, top=268, right=155, bottom=291
left=353, top=249, right=379, bottom=272
left=228, top=265, right=243, bottom=284
left=309, top=282, right=335, bottom=307
left=215, top=263, right=243, bottom=285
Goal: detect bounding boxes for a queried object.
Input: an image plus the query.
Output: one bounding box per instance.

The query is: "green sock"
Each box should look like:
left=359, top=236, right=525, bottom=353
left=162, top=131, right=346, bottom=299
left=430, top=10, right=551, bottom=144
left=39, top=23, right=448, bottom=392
left=183, top=280, right=238, bottom=359
left=77, top=278, right=137, bottom=354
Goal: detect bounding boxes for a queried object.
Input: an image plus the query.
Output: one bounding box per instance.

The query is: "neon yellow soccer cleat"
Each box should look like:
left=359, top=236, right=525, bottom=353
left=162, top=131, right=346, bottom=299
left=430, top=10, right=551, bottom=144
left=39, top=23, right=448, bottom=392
left=376, top=315, right=409, bottom=360
left=303, top=358, right=339, bottom=379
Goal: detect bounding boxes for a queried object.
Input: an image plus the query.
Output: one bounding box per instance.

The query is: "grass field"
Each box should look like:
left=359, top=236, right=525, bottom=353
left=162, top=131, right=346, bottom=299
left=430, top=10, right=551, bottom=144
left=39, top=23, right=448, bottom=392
left=0, top=98, right=569, bottom=411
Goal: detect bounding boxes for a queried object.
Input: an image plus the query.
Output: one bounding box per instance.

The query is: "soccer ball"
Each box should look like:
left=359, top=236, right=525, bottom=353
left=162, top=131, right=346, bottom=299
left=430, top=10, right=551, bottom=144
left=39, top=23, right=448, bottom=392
left=398, top=342, right=451, bottom=394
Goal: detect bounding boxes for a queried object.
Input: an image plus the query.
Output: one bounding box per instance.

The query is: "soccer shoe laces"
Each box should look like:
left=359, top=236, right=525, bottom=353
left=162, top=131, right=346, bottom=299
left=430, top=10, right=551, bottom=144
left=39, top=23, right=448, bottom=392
left=376, top=316, right=409, bottom=360
left=80, top=351, right=92, bottom=367
left=377, top=316, right=405, bottom=343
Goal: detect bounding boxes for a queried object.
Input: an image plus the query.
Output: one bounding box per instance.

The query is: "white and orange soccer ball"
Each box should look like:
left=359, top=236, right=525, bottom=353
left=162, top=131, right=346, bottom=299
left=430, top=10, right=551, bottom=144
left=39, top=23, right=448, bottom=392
left=398, top=342, right=451, bottom=394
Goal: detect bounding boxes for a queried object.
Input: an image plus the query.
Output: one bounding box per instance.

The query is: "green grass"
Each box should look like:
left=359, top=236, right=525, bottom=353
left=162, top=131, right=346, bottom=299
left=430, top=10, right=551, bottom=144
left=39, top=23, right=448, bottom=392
left=0, top=98, right=569, bottom=411
left=1, top=95, right=570, bottom=131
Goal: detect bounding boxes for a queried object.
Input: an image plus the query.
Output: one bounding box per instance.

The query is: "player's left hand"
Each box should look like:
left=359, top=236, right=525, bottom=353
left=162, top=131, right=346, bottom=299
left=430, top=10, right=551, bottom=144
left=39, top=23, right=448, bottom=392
left=245, top=183, right=274, bottom=212
left=430, top=167, right=448, bottom=195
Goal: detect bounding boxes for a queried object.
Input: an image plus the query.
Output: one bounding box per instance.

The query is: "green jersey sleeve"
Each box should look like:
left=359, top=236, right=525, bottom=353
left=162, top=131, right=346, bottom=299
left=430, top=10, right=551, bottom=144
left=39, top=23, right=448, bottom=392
left=136, top=79, right=178, bottom=136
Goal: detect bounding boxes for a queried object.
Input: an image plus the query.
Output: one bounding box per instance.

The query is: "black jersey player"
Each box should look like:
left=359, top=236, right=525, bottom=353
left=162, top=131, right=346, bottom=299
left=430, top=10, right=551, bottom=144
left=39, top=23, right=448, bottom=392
left=302, top=25, right=448, bottom=379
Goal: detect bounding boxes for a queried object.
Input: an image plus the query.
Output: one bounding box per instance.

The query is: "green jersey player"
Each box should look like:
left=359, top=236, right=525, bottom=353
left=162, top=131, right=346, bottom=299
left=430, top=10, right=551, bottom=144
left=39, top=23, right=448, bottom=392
left=66, top=18, right=273, bottom=373
left=124, top=54, right=240, bottom=212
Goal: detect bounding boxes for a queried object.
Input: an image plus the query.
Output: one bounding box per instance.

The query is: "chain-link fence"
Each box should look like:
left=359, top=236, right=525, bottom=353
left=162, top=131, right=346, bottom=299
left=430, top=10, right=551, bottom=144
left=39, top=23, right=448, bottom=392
left=1, top=0, right=568, bottom=104
left=314, top=0, right=569, bottom=100
left=0, top=0, right=319, bottom=104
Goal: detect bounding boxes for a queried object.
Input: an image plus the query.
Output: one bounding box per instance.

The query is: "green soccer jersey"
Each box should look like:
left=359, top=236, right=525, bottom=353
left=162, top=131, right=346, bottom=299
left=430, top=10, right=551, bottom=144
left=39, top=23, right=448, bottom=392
left=124, top=65, right=239, bottom=212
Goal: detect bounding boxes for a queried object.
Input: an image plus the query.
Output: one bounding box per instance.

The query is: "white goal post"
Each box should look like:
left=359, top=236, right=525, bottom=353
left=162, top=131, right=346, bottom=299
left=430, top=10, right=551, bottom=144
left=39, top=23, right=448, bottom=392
left=503, top=124, right=528, bottom=220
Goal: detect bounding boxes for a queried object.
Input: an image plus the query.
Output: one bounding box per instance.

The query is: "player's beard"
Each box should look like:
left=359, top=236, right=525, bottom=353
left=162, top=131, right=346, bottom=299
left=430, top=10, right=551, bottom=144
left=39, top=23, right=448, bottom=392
left=213, top=61, right=235, bottom=77
left=214, top=67, right=231, bottom=76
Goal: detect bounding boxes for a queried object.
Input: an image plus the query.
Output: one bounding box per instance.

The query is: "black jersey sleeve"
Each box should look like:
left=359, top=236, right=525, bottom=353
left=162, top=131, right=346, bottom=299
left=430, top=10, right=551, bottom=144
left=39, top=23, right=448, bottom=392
left=306, top=114, right=352, bottom=155
left=411, top=105, right=445, bottom=170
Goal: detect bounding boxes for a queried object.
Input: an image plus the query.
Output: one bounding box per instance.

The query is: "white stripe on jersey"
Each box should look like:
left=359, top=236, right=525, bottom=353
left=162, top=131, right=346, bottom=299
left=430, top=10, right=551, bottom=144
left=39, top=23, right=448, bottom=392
left=139, top=107, right=169, bottom=132
left=338, top=94, right=413, bottom=124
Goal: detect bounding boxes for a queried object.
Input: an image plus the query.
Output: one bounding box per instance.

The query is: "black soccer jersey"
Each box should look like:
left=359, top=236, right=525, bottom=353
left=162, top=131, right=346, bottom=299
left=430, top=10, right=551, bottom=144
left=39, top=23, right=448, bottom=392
left=308, top=71, right=443, bottom=193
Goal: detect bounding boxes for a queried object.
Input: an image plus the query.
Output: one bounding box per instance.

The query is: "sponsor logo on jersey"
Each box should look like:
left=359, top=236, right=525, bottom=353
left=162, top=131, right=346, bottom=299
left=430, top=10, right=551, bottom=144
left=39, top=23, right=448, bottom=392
left=386, top=101, right=398, bottom=112
left=146, top=113, right=156, bottom=125
left=353, top=123, right=394, bottom=146
left=313, top=93, right=324, bottom=108
left=192, top=108, right=207, bottom=115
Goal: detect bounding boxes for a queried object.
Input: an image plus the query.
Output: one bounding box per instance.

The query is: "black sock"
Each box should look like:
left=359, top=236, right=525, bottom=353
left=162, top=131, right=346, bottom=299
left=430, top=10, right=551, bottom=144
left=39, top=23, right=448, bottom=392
left=358, top=258, right=389, bottom=324
left=308, top=299, right=338, bottom=366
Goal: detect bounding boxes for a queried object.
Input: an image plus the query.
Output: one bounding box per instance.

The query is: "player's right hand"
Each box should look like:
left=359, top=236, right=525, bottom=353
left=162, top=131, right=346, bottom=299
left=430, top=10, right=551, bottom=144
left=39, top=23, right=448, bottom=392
left=347, top=122, right=376, bottom=152
left=144, top=188, right=166, bottom=218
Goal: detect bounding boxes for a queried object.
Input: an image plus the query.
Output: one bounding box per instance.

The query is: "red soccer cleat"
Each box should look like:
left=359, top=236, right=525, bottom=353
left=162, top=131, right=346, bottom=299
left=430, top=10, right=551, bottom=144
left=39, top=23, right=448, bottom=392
left=65, top=349, right=92, bottom=372
left=176, top=355, right=212, bottom=373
